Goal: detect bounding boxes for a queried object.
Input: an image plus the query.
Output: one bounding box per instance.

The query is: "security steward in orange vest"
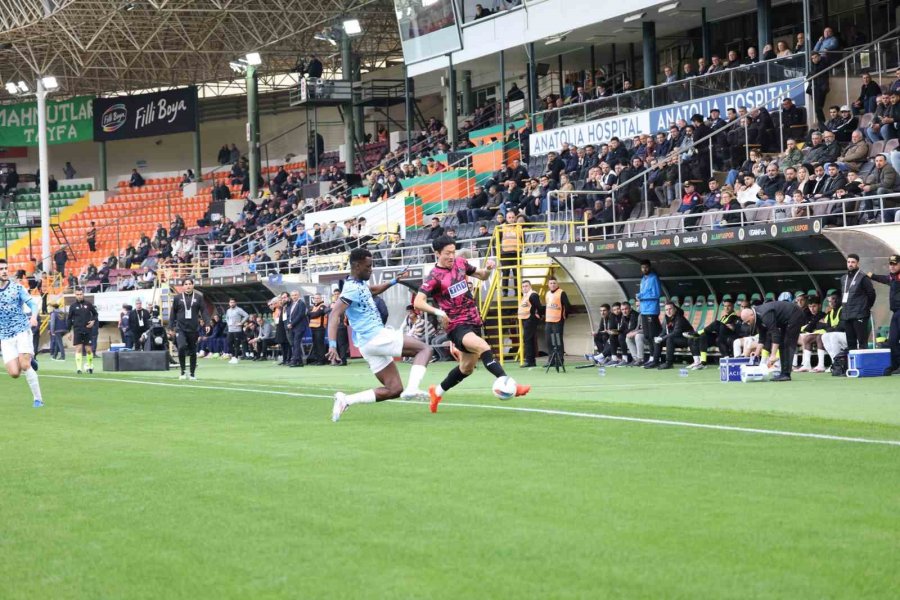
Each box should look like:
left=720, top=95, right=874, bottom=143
left=518, top=279, right=542, bottom=367
left=308, top=293, right=332, bottom=365
left=544, top=276, right=571, bottom=363
left=500, top=210, right=521, bottom=296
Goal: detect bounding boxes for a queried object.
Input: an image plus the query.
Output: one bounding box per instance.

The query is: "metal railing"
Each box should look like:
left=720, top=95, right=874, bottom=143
left=599, top=27, right=900, bottom=211
left=532, top=54, right=807, bottom=131
left=573, top=193, right=899, bottom=242
left=218, top=140, right=519, bottom=263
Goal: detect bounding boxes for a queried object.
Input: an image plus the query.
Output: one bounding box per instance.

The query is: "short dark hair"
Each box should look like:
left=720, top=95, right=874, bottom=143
left=431, top=235, right=456, bottom=253
left=640, top=259, right=651, bottom=267
left=548, top=276, right=558, bottom=282
left=349, top=248, right=372, bottom=265
left=182, top=277, right=194, bottom=285
left=601, top=303, right=611, bottom=310
left=0, top=258, right=6, bottom=265
left=847, top=253, right=860, bottom=261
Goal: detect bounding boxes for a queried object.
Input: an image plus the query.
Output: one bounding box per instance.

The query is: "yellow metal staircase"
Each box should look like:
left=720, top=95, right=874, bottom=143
left=478, top=221, right=571, bottom=365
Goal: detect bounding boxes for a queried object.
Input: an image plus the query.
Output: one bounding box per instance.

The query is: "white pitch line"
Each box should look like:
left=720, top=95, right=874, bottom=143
left=44, top=375, right=334, bottom=399
left=42, top=375, right=900, bottom=447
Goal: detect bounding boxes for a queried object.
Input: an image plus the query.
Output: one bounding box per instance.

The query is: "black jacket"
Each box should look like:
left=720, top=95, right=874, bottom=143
left=870, top=272, right=900, bottom=312
left=754, top=301, right=806, bottom=347
left=129, top=308, right=152, bottom=338
left=839, top=269, right=876, bottom=319
left=659, top=308, right=693, bottom=341
left=801, top=308, right=826, bottom=333
left=66, top=300, right=98, bottom=333
left=617, top=311, right=641, bottom=334
left=170, top=291, right=210, bottom=333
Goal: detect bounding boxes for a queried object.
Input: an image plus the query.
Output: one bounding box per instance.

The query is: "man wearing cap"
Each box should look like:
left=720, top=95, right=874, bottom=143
left=825, top=106, right=857, bottom=143
left=687, top=295, right=741, bottom=368
left=867, top=254, right=900, bottom=374
left=841, top=253, right=877, bottom=351
left=740, top=301, right=806, bottom=381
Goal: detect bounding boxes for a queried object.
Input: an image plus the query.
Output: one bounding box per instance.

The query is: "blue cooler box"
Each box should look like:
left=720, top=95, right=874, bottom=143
left=847, top=349, right=892, bottom=377
left=720, top=357, right=756, bottom=382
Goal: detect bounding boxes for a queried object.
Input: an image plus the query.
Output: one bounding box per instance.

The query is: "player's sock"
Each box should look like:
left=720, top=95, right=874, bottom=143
left=344, top=389, right=377, bottom=405
left=801, top=349, right=812, bottom=369
left=86, top=353, right=94, bottom=369
left=178, top=349, right=187, bottom=374
left=480, top=351, right=506, bottom=378
left=24, top=368, right=42, bottom=400
left=817, top=349, right=826, bottom=368
left=438, top=366, right=467, bottom=396
left=700, top=351, right=708, bottom=363
left=405, top=364, right=427, bottom=391
left=189, top=353, right=197, bottom=376
left=75, top=353, right=82, bottom=371
left=692, top=355, right=702, bottom=365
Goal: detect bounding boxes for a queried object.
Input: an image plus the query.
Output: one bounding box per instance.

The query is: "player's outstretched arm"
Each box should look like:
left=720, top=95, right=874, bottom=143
left=326, top=300, right=348, bottom=362
left=368, top=269, right=409, bottom=296
left=470, top=258, right=495, bottom=281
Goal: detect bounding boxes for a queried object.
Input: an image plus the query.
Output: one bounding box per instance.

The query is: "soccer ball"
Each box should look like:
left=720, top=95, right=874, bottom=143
left=492, top=376, right=517, bottom=400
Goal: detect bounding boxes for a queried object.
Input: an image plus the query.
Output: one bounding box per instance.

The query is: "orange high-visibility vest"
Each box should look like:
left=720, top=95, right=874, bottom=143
left=545, top=289, right=564, bottom=323
left=501, top=225, right=519, bottom=253
left=309, top=303, right=328, bottom=328
left=518, top=293, right=533, bottom=320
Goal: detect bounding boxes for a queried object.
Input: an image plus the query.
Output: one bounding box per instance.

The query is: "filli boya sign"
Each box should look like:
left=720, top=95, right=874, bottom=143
left=93, top=87, right=198, bottom=141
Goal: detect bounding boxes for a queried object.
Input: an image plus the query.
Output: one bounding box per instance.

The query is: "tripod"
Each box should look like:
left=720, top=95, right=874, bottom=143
left=545, top=331, right=566, bottom=373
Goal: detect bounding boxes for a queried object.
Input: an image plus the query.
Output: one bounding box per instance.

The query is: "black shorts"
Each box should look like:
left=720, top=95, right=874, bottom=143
left=72, top=329, right=91, bottom=346
left=448, top=324, right=484, bottom=354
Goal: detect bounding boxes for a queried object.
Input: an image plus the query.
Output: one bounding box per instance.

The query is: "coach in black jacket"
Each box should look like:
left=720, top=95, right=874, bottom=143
left=741, top=300, right=806, bottom=381
left=840, top=253, right=877, bottom=351
left=170, top=278, right=210, bottom=379
left=648, top=302, right=695, bottom=370
left=129, top=299, right=152, bottom=350
left=286, top=290, right=308, bottom=367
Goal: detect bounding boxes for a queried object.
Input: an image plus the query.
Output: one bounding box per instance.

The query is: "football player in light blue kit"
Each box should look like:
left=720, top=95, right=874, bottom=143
left=326, top=248, right=433, bottom=422
left=0, top=259, right=43, bottom=407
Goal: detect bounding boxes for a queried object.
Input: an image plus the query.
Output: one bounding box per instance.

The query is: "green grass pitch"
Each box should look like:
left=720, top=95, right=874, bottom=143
left=1, top=356, right=898, bottom=598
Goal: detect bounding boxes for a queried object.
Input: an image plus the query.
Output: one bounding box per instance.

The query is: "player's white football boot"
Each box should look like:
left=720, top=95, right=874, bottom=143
left=332, top=392, right=348, bottom=422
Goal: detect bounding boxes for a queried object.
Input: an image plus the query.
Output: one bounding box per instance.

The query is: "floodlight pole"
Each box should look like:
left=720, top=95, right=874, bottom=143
left=246, top=64, right=260, bottom=200
left=342, top=30, right=356, bottom=174
left=36, top=79, right=51, bottom=273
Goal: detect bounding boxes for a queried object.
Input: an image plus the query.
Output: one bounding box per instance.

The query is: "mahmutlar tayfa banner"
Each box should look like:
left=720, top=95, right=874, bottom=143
left=0, top=96, right=93, bottom=146
left=93, top=87, right=198, bottom=142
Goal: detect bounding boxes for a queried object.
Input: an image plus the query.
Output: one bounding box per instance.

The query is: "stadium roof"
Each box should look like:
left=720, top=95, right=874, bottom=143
left=0, top=0, right=402, bottom=99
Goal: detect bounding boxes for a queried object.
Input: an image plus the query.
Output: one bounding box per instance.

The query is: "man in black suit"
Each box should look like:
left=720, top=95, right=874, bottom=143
left=129, top=298, right=152, bottom=351
left=286, top=289, right=308, bottom=367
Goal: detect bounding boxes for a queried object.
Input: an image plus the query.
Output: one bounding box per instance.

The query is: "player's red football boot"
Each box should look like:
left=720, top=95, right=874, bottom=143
left=515, top=384, right=531, bottom=397
left=429, top=385, right=443, bottom=413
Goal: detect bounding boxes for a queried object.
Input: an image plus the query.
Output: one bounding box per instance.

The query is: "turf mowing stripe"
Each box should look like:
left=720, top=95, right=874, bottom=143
left=43, top=375, right=900, bottom=447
